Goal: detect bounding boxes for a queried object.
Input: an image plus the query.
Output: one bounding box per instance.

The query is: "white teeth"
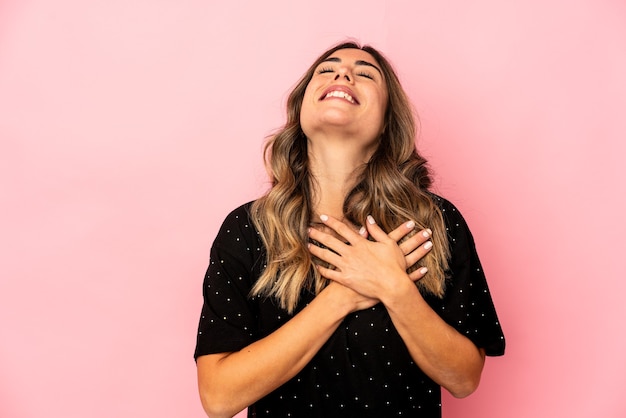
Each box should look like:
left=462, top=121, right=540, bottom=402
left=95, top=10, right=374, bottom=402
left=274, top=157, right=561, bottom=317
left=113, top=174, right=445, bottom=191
left=324, top=90, right=355, bottom=103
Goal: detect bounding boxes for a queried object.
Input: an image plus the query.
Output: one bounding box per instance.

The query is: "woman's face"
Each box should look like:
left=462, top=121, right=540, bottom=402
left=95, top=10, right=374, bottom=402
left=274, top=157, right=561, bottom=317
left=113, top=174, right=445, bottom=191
left=300, top=48, right=388, bottom=149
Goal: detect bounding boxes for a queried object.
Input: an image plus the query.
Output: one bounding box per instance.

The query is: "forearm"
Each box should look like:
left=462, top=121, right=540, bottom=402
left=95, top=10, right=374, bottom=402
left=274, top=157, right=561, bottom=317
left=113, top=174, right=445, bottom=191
left=307, top=213, right=487, bottom=397
left=382, top=278, right=486, bottom=398
left=197, top=285, right=352, bottom=418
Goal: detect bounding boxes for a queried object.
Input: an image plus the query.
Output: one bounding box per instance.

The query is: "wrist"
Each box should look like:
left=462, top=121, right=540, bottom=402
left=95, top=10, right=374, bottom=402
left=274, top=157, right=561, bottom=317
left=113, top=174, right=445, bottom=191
left=380, top=273, right=422, bottom=310
left=318, top=283, right=355, bottom=318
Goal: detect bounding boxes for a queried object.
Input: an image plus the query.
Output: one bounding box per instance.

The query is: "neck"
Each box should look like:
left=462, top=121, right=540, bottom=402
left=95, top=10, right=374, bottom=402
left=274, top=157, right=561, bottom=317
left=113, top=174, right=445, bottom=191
left=307, top=135, right=374, bottom=220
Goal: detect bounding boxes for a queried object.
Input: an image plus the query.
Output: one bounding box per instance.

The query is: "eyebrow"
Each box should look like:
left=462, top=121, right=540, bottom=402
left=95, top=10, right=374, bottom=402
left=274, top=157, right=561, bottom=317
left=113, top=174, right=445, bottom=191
left=321, top=57, right=383, bottom=76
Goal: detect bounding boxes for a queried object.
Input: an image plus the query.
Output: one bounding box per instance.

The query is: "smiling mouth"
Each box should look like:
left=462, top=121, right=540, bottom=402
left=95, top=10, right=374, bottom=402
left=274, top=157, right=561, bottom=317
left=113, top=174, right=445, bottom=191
left=321, top=89, right=359, bottom=104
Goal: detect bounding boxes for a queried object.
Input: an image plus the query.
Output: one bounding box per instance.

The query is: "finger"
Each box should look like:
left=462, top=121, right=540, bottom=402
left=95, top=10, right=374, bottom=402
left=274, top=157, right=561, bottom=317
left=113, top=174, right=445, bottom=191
left=308, top=225, right=350, bottom=255
left=319, top=214, right=362, bottom=244
left=315, top=264, right=343, bottom=282
left=404, top=239, right=433, bottom=267
left=388, top=220, right=416, bottom=242
left=308, top=239, right=343, bottom=267
left=364, top=215, right=394, bottom=243
left=408, top=266, right=429, bottom=282
left=358, top=225, right=369, bottom=239
left=398, top=228, right=432, bottom=255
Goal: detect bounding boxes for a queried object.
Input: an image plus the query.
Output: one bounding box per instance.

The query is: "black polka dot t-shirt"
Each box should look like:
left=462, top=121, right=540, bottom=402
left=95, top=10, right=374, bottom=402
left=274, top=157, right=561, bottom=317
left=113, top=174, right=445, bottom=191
left=194, top=195, right=505, bottom=417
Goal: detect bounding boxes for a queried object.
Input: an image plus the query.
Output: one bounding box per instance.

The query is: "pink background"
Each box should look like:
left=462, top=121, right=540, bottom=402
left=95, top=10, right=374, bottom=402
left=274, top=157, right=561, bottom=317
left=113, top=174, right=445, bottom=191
left=1, top=1, right=625, bottom=417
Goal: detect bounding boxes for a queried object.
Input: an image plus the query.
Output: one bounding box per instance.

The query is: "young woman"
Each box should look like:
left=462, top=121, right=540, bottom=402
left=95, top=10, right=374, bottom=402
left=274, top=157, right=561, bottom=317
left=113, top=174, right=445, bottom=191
left=194, top=41, right=505, bottom=418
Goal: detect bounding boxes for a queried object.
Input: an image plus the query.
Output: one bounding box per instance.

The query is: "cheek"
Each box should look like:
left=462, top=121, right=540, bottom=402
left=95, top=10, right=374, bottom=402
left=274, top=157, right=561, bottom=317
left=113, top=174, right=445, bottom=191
left=300, top=83, right=319, bottom=121
left=302, top=83, right=317, bottom=106
left=377, top=92, right=389, bottom=120
left=299, top=90, right=315, bottom=131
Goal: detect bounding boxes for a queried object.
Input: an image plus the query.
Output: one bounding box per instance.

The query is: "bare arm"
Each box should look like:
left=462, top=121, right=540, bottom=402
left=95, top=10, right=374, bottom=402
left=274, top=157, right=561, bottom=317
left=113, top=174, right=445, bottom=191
left=381, top=278, right=486, bottom=397
left=197, top=283, right=362, bottom=418
left=309, top=215, right=486, bottom=398
left=198, top=219, right=430, bottom=418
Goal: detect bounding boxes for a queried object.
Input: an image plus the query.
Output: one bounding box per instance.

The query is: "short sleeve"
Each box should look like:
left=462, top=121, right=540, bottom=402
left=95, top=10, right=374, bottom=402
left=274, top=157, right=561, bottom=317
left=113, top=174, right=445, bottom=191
left=426, top=196, right=506, bottom=356
left=194, top=202, right=264, bottom=359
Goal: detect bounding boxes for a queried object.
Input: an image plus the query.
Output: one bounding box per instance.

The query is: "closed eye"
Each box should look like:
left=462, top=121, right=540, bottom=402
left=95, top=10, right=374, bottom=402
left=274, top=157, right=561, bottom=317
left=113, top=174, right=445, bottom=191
left=317, top=66, right=334, bottom=75
left=356, top=71, right=374, bottom=80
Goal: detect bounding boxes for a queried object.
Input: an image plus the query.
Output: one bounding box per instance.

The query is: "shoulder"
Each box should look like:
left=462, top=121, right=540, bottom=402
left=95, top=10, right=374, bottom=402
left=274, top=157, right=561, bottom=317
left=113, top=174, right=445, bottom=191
left=217, top=201, right=256, bottom=232
left=429, top=192, right=459, bottom=216
left=428, top=193, right=477, bottom=260
left=213, top=201, right=261, bottom=248
left=222, top=200, right=255, bottom=223
left=208, top=201, right=266, bottom=278
left=429, top=193, right=467, bottom=231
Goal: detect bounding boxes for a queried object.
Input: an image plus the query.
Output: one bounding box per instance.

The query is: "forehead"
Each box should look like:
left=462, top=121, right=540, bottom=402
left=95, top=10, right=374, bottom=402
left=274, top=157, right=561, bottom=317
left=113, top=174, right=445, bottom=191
left=323, top=48, right=380, bottom=67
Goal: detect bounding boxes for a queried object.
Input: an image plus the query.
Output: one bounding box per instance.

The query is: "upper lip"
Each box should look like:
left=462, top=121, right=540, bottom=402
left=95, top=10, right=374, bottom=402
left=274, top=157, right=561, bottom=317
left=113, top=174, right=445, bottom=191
left=319, top=85, right=359, bottom=104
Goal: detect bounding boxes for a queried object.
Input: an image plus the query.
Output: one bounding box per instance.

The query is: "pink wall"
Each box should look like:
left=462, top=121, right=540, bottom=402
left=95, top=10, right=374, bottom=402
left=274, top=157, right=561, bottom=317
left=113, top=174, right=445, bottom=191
left=1, top=1, right=625, bottom=417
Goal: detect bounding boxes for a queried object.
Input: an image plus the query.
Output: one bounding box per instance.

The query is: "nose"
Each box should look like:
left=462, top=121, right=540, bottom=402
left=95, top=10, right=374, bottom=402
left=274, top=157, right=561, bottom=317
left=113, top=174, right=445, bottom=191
left=334, top=66, right=352, bottom=82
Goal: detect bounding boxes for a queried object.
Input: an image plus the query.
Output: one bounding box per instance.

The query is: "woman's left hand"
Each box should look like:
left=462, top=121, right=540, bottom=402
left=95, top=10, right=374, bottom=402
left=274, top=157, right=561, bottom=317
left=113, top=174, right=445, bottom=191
left=308, top=214, right=432, bottom=301
left=373, top=219, right=433, bottom=281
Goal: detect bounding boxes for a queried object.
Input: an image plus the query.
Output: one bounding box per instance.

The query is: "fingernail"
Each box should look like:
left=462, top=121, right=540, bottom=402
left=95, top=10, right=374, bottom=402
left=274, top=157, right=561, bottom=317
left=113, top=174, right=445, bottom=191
left=359, top=226, right=366, bottom=235
left=320, top=214, right=328, bottom=222
left=419, top=267, right=428, bottom=275
left=424, top=241, right=433, bottom=250
left=367, top=215, right=375, bottom=224
left=422, top=229, right=430, bottom=238
left=406, top=221, right=415, bottom=229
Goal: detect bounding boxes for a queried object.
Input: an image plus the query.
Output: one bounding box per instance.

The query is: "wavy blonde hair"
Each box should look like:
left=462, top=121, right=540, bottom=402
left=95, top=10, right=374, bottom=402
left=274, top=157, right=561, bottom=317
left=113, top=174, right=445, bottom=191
left=250, top=41, right=450, bottom=313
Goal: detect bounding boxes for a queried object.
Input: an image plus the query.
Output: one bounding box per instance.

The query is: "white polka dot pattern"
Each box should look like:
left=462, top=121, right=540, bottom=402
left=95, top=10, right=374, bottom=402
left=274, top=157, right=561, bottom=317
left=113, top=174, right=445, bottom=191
left=194, top=195, right=505, bottom=417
